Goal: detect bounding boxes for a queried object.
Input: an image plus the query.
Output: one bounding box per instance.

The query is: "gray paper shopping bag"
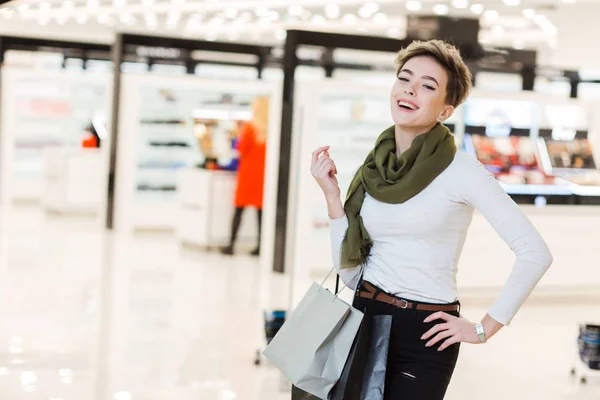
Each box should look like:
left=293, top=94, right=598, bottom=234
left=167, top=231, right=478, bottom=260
left=263, top=282, right=363, bottom=399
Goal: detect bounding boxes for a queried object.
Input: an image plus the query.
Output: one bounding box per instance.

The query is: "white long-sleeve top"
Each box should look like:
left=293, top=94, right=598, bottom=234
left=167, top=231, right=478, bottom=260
left=330, top=151, right=553, bottom=326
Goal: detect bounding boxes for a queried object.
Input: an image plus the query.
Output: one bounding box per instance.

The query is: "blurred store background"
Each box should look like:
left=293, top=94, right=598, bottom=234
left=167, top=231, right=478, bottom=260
left=0, top=0, right=599, bottom=399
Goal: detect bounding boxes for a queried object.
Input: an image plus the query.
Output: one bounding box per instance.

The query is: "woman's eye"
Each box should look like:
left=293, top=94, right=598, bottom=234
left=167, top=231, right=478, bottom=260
left=398, top=77, right=409, bottom=82
left=423, top=85, right=435, bottom=90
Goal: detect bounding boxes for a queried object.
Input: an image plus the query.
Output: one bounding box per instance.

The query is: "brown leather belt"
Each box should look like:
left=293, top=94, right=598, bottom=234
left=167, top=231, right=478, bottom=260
left=358, top=282, right=460, bottom=312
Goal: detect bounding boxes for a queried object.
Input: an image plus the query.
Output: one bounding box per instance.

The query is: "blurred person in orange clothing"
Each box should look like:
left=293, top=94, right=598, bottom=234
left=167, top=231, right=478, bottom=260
left=221, top=96, right=269, bottom=256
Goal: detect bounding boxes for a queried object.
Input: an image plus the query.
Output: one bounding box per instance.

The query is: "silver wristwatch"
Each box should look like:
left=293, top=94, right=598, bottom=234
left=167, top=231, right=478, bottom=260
left=475, top=322, right=487, bottom=344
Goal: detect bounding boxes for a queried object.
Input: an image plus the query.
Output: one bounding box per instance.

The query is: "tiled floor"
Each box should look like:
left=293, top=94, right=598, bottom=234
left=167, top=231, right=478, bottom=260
left=0, top=204, right=599, bottom=400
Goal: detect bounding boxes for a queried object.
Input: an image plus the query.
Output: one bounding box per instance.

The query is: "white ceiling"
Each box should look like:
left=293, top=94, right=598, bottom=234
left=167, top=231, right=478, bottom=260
left=0, top=0, right=584, bottom=54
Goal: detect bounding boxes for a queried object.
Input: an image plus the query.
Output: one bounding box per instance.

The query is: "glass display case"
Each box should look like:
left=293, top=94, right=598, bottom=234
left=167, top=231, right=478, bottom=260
left=114, top=73, right=278, bottom=231
left=134, top=86, right=256, bottom=203
left=0, top=68, right=110, bottom=202
left=462, top=95, right=573, bottom=202
left=13, top=79, right=106, bottom=177
left=537, top=101, right=600, bottom=197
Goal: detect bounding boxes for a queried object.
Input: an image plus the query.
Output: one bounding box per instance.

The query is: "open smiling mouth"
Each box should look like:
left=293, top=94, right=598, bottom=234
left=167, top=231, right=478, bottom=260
left=397, top=101, right=419, bottom=111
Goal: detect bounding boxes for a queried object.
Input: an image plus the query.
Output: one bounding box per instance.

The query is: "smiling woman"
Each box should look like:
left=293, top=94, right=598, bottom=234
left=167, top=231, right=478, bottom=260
left=390, top=40, right=472, bottom=153
left=310, top=39, right=553, bottom=399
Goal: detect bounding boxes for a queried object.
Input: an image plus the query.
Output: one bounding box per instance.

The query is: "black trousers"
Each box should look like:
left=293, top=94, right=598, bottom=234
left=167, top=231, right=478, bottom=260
left=228, top=207, right=262, bottom=247
left=353, top=281, right=461, bottom=400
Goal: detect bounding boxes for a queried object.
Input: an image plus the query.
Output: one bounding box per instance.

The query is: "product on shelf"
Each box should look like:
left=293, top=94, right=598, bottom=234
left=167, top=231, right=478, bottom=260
left=135, top=85, right=269, bottom=201
left=538, top=133, right=600, bottom=187
left=463, top=132, right=555, bottom=185
left=11, top=77, right=107, bottom=179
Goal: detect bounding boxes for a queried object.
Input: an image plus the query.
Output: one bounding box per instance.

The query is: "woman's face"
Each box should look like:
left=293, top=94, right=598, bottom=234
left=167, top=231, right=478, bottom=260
left=390, top=55, right=454, bottom=131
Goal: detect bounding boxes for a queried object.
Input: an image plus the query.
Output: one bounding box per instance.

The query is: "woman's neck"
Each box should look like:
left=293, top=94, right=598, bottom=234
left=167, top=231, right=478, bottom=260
left=394, top=123, right=437, bottom=157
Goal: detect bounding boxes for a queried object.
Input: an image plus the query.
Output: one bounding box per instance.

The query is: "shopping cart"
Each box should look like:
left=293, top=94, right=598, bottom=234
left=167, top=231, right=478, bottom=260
left=570, top=323, right=600, bottom=384
left=255, top=309, right=286, bottom=366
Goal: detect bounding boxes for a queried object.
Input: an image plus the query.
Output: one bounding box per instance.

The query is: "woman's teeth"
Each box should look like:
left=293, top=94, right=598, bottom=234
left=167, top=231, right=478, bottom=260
left=398, top=101, right=417, bottom=110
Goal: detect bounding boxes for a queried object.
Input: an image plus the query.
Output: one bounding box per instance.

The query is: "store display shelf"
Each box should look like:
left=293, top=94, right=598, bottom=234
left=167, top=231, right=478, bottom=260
left=137, top=162, right=187, bottom=169
left=147, top=142, right=191, bottom=147
left=136, top=185, right=177, bottom=191
left=500, top=183, right=574, bottom=196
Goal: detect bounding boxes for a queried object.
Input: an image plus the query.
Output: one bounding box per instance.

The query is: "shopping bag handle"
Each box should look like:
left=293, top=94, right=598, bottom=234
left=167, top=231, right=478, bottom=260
left=321, top=266, right=364, bottom=298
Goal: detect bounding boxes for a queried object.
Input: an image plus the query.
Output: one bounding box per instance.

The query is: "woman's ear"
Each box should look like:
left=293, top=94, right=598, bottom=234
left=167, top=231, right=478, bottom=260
left=438, top=105, right=455, bottom=122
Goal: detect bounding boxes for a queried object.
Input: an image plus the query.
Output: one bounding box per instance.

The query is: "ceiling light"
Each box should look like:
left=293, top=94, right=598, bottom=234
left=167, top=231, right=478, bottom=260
left=208, top=16, right=224, bottom=26
left=0, top=367, right=10, bottom=376
left=542, top=23, right=557, bottom=35
left=358, top=6, right=372, bottom=18
left=373, top=13, right=388, bottom=24
left=20, top=371, right=37, bottom=386
left=240, top=11, right=253, bottom=22
left=146, top=15, right=157, bottom=28
left=561, top=0, right=576, bottom=3
left=113, top=0, right=126, bottom=7
left=513, top=39, right=525, bottom=49
left=226, top=30, right=239, bottom=41
left=57, top=15, right=68, bottom=25
left=97, top=13, right=109, bottom=23
left=288, top=5, right=304, bottom=16
left=324, top=4, right=341, bottom=19
left=205, top=32, right=217, bottom=41
left=406, top=1, right=423, bottom=12
left=312, top=14, right=326, bottom=25
left=38, top=16, right=50, bottom=25
left=63, top=0, right=75, bottom=10
left=266, top=10, right=280, bottom=22
left=386, top=26, right=400, bottom=39
left=522, top=8, right=535, bottom=19
left=171, top=0, right=185, bottom=3
left=1, top=8, right=14, bottom=19
left=470, top=4, right=484, bottom=14
left=433, top=4, right=449, bottom=15
left=40, top=2, right=51, bottom=10
left=343, top=14, right=357, bottom=25
left=492, top=25, right=504, bottom=37
left=255, top=6, right=270, bottom=17
left=451, top=0, right=469, bottom=9
left=483, top=9, right=499, bottom=21
left=113, top=392, right=133, bottom=400
left=119, top=14, right=130, bottom=24
left=224, top=8, right=238, bottom=18
left=18, top=4, right=30, bottom=12
left=359, top=2, right=380, bottom=18
left=87, top=0, right=99, bottom=8
left=503, top=0, right=520, bottom=6
left=76, top=14, right=88, bottom=24
left=167, top=11, right=181, bottom=22
left=142, top=0, right=154, bottom=5
left=533, top=14, right=548, bottom=25
left=275, top=29, right=287, bottom=40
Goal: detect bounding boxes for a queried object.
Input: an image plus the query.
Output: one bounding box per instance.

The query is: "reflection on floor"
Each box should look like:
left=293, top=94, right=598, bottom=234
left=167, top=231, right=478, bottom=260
left=0, top=204, right=598, bottom=400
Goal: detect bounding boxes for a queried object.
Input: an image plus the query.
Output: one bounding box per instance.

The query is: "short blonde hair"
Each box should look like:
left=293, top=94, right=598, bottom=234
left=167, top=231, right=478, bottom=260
left=394, top=40, right=472, bottom=108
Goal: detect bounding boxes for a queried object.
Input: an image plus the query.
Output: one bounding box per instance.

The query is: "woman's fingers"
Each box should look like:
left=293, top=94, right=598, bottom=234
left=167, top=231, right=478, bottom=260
left=426, top=329, right=454, bottom=348
left=315, top=160, right=336, bottom=177
left=311, top=146, right=330, bottom=168
left=313, top=155, right=337, bottom=175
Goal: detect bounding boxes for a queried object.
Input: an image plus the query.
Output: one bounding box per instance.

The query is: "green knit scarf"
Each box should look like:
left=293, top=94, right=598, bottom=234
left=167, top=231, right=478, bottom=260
left=340, top=123, right=457, bottom=269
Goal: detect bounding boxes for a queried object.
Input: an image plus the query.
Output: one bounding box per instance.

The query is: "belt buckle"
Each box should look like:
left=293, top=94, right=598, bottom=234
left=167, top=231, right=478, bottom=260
left=394, top=298, right=409, bottom=309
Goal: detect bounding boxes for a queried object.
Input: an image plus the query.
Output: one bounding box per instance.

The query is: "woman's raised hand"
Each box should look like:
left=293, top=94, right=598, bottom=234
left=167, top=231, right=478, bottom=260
left=311, top=146, right=341, bottom=201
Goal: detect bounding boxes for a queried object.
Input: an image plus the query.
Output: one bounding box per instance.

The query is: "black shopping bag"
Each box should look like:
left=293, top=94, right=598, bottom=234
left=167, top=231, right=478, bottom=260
left=330, top=313, right=392, bottom=400
left=291, top=384, right=318, bottom=399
